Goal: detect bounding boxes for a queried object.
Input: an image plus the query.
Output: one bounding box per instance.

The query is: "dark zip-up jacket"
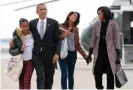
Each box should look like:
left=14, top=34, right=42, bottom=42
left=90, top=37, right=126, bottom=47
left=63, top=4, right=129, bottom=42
left=9, top=28, right=23, bottom=56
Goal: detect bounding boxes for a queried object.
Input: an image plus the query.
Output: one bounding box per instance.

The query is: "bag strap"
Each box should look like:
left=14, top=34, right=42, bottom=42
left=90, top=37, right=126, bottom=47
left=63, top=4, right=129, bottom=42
left=59, top=27, right=66, bottom=31
left=116, top=63, right=122, bottom=73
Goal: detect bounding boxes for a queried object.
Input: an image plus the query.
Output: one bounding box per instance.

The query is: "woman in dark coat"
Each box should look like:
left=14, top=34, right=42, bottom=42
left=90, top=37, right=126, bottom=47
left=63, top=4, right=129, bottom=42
left=87, top=6, right=121, bottom=89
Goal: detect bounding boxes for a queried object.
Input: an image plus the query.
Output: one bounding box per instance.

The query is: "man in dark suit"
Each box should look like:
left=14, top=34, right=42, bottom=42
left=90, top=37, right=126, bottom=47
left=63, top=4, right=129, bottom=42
left=29, top=3, right=61, bottom=89
left=9, top=3, right=61, bottom=89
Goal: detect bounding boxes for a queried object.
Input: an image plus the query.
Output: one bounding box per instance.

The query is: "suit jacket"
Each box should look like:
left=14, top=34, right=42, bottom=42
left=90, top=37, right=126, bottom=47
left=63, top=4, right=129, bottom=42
left=59, top=24, right=87, bottom=58
left=90, top=19, right=120, bottom=74
left=29, top=18, right=61, bottom=61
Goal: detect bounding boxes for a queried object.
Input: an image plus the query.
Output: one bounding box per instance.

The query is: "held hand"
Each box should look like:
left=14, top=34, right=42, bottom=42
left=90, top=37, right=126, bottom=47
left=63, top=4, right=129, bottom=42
left=85, top=55, right=92, bottom=65
left=62, top=27, right=72, bottom=37
left=64, top=30, right=70, bottom=36
left=86, top=48, right=93, bottom=65
left=9, top=40, right=15, bottom=47
left=53, top=54, right=59, bottom=64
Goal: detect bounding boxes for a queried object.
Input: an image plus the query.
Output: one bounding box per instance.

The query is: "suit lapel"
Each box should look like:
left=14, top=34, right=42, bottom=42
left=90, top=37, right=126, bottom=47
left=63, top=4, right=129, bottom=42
left=34, top=18, right=51, bottom=40
left=34, top=18, right=39, bottom=33
left=34, top=18, right=41, bottom=39
left=42, top=18, right=50, bottom=39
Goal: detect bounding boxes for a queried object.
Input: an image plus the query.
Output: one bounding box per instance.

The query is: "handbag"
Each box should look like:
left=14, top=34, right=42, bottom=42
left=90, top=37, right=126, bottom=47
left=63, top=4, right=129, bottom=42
left=59, top=27, right=68, bottom=59
left=60, top=37, right=68, bottom=59
left=115, top=64, right=128, bottom=88
left=4, top=54, right=23, bottom=82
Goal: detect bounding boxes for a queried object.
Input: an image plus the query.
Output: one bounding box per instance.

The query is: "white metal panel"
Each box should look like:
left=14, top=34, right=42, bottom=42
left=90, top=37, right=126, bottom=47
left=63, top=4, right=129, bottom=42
left=121, top=6, right=133, bottom=11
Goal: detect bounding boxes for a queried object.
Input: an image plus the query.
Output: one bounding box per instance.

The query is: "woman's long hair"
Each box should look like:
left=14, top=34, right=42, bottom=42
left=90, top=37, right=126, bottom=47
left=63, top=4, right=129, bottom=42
left=97, top=6, right=113, bottom=21
left=63, top=11, right=80, bottom=27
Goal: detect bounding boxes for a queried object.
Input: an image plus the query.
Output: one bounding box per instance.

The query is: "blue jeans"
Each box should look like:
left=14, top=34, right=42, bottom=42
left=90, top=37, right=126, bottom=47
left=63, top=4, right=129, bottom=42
left=59, top=51, right=77, bottom=89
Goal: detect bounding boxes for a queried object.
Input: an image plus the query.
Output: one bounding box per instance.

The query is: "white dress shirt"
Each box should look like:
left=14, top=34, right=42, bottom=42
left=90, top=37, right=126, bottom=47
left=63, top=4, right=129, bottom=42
left=37, top=17, right=47, bottom=37
left=23, top=33, right=34, bottom=61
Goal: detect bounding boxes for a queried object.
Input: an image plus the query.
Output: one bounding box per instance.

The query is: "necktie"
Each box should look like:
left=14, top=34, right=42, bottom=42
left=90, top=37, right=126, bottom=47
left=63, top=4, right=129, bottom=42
left=40, top=21, right=44, bottom=39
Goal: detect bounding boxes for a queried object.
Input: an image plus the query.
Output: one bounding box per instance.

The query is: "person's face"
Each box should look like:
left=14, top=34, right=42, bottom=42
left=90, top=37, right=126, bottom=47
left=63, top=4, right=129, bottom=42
left=20, top=22, right=29, bottom=34
left=36, top=4, right=47, bottom=19
left=98, top=10, right=104, bottom=21
left=69, top=13, right=78, bottom=23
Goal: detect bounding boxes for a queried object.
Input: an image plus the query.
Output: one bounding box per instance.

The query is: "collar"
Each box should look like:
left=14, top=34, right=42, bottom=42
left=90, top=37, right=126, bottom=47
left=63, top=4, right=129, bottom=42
left=23, top=31, right=33, bottom=38
left=96, top=19, right=114, bottom=26
left=38, top=17, right=47, bottom=24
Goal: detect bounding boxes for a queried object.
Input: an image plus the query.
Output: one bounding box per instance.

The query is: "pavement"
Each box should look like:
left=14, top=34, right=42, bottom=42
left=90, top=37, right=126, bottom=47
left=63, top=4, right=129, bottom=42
left=1, top=51, right=133, bottom=90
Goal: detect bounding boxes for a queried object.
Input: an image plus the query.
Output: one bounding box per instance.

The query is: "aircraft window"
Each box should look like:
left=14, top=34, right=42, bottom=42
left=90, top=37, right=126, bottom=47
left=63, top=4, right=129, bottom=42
left=114, top=13, right=120, bottom=18
left=123, top=12, right=133, bottom=44
left=130, top=21, right=133, bottom=27
left=122, top=12, right=133, bottom=65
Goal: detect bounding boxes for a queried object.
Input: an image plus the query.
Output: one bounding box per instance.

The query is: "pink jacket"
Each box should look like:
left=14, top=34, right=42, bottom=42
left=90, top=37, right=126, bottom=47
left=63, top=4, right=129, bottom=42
left=90, top=19, right=120, bottom=74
